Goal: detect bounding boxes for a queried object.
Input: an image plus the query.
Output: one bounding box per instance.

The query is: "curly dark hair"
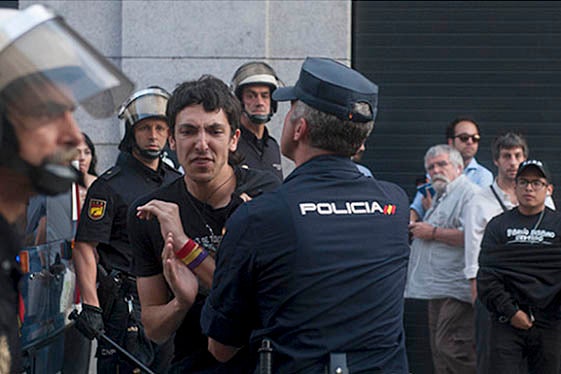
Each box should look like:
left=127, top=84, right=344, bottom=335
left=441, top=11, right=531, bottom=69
left=166, top=75, right=241, bottom=137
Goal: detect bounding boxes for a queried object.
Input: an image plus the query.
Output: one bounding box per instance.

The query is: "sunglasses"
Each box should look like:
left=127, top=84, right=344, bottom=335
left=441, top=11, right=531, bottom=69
left=453, top=133, right=481, bottom=143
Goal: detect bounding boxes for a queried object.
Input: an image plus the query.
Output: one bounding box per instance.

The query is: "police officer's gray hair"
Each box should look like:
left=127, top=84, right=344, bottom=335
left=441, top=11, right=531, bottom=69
left=424, top=144, right=464, bottom=171
left=289, top=100, right=374, bottom=157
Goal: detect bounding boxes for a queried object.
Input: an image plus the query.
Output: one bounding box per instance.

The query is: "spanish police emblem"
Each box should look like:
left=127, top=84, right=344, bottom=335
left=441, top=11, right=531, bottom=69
left=88, top=199, right=107, bottom=220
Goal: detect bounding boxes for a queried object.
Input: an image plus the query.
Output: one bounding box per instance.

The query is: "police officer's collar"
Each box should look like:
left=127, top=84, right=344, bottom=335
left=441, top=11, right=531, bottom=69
left=240, top=125, right=270, bottom=147
left=117, top=151, right=166, bottom=181
left=285, top=155, right=358, bottom=182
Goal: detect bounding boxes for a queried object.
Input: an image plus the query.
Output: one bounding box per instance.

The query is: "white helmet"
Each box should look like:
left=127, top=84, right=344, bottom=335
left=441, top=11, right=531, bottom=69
left=231, top=61, right=281, bottom=124
left=0, top=4, right=134, bottom=118
left=0, top=4, right=134, bottom=195
left=117, top=86, right=170, bottom=159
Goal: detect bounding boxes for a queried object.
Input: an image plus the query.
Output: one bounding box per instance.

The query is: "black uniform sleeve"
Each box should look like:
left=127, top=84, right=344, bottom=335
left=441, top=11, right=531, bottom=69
left=127, top=197, right=165, bottom=277
left=477, top=217, right=519, bottom=320
left=75, top=179, right=116, bottom=244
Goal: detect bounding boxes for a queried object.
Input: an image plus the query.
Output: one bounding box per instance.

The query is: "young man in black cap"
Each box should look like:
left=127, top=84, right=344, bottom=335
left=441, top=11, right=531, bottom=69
left=478, top=159, right=561, bottom=373
left=201, top=58, right=410, bottom=373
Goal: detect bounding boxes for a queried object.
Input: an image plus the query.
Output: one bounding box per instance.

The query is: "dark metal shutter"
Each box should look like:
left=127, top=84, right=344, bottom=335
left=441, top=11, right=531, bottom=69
left=353, top=2, right=561, bottom=373
left=0, top=2, right=18, bottom=9
left=353, top=1, right=561, bottom=203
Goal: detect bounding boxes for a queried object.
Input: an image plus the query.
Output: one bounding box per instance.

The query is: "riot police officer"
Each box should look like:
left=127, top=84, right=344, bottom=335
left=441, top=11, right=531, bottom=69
left=73, top=87, right=181, bottom=373
left=202, top=58, right=410, bottom=373
left=231, top=61, right=284, bottom=180
left=0, top=4, right=133, bottom=372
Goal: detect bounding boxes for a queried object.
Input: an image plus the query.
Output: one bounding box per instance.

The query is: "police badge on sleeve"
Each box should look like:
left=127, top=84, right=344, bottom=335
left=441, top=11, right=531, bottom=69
left=88, top=199, right=107, bottom=220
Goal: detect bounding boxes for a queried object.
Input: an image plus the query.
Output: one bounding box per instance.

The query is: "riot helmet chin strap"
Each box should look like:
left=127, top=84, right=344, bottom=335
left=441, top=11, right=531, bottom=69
left=243, top=108, right=273, bottom=125
left=0, top=116, right=79, bottom=196
left=133, top=142, right=163, bottom=161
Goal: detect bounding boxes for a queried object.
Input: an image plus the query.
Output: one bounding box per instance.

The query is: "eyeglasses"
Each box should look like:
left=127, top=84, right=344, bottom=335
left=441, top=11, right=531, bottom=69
left=516, top=178, right=548, bottom=190
left=453, top=133, right=481, bottom=143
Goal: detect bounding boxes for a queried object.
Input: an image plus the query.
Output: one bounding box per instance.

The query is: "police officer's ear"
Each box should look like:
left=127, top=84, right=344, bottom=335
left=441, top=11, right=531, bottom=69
left=292, top=117, right=308, bottom=142
left=546, top=184, right=553, bottom=197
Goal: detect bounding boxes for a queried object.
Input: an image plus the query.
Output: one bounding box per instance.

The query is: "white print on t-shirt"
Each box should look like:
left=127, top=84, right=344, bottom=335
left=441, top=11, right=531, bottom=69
left=506, top=227, right=556, bottom=244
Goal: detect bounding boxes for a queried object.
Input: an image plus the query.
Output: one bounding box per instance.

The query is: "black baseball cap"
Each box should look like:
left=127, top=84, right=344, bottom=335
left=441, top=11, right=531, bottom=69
left=516, top=159, right=551, bottom=181
left=272, top=57, right=378, bottom=122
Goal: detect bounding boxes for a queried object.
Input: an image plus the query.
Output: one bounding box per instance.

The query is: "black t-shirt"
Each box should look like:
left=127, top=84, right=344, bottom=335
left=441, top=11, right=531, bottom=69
left=237, top=126, right=283, bottom=181
left=0, top=214, right=22, bottom=373
left=129, top=166, right=280, bottom=369
left=202, top=156, right=411, bottom=373
left=75, top=152, right=180, bottom=273
left=478, top=207, right=561, bottom=319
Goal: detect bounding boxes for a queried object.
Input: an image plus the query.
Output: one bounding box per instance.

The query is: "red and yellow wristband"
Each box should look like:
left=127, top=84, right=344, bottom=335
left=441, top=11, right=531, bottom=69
left=175, top=238, right=209, bottom=270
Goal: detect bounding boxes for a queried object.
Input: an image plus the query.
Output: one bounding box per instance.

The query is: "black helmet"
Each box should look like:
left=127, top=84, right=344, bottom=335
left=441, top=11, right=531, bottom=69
left=231, top=61, right=281, bottom=124
left=0, top=4, right=134, bottom=195
left=117, top=86, right=170, bottom=159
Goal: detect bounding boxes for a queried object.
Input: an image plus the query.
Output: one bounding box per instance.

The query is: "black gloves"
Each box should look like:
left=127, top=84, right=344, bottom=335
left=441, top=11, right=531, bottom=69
left=73, top=304, right=104, bottom=340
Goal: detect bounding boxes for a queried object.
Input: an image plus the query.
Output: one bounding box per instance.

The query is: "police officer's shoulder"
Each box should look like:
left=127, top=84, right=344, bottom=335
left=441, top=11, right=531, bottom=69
left=99, top=165, right=122, bottom=181
left=376, top=179, right=409, bottom=204
left=234, top=165, right=281, bottom=197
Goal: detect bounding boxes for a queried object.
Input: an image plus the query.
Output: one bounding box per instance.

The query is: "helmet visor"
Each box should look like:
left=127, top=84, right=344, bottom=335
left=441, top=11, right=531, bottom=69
left=0, top=12, right=134, bottom=119
left=118, top=88, right=169, bottom=126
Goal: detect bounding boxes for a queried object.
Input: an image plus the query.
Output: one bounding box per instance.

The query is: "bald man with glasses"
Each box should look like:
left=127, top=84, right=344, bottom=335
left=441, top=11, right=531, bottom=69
left=410, top=117, right=493, bottom=222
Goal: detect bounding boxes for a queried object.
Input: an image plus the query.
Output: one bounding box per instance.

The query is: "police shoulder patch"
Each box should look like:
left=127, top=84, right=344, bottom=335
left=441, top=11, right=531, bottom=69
left=88, top=199, right=107, bottom=220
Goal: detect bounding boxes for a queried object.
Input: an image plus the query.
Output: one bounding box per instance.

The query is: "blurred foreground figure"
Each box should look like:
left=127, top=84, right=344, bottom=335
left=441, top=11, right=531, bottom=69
left=0, top=4, right=133, bottom=372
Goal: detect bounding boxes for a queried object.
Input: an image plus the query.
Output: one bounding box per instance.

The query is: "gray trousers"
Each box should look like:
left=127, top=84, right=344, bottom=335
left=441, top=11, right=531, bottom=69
left=428, top=298, right=476, bottom=374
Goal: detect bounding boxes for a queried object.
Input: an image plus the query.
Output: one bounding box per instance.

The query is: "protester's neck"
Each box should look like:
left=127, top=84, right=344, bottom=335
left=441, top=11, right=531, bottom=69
left=185, top=166, right=236, bottom=208
left=241, top=116, right=265, bottom=139
left=463, top=156, right=473, bottom=169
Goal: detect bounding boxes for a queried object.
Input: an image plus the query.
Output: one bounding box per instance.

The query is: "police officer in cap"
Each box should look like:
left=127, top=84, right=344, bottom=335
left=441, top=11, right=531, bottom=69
left=0, top=4, right=133, bottom=372
left=231, top=61, right=284, bottom=180
left=73, top=87, right=180, bottom=373
left=201, top=58, right=410, bottom=373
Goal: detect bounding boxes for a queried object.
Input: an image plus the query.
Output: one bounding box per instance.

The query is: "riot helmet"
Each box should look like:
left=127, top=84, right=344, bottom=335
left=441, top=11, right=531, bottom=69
left=0, top=4, right=134, bottom=195
left=231, top=61, right=281, bottom=124
left=118, top=86, right=170, bottom=160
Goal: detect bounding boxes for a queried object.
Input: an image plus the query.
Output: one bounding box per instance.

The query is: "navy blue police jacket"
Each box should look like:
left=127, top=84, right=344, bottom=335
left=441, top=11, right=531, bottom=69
left=202, top=155, right=410, bottom=373
left=76, top=152, right=180, bottom=274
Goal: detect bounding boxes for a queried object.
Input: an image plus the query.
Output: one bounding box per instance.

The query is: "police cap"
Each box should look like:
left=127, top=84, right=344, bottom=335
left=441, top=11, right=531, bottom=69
left=272, top=57, right=378, bottom=123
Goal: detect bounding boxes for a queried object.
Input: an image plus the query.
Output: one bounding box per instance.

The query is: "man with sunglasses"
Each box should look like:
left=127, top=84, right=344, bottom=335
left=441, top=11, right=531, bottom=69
left=410, top=117, right=493, bottom=222
left=478, top=160, right=561, bottom=374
